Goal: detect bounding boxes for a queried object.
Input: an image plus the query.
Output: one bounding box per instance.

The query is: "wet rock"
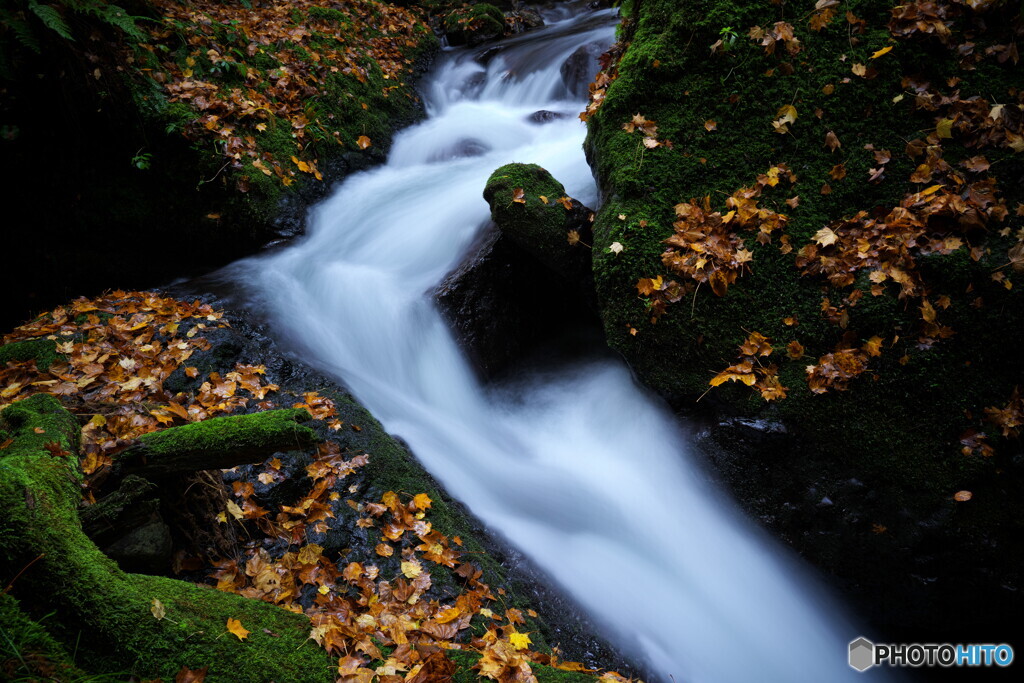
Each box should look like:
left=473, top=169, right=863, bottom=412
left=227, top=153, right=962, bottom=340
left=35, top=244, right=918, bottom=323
left=81, top=475, right=173, bottom=574
left=103, top=517, right=174, bottom=575
left=506, top=8, right=545, bottom=35
left=528, top=110, right=569, bottom=124
left=474, top=45, right=505, bottom=65
left=483, top=162, right=594, bottom=282
left=427, top=138, right=491, bottom=162
left=434, top=225, right=595, bottom=379
left=560, top=40, right=606, bottom=98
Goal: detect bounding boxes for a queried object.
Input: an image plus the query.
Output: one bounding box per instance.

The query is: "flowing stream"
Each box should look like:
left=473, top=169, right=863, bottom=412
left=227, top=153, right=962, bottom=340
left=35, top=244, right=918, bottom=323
left=227, top=6, right=879, bottom=682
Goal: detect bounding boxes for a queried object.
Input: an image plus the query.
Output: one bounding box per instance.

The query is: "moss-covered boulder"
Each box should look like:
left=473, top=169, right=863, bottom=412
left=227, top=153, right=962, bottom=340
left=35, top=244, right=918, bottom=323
left=0, top=394, right=335, bottom=681
left=0, top=337, right=62, bottom=372
left=444, top=3, right=507, bottom=46
left=581, top=0, right=1023, bottom=641
left=484, top=163, right=594, bottom=282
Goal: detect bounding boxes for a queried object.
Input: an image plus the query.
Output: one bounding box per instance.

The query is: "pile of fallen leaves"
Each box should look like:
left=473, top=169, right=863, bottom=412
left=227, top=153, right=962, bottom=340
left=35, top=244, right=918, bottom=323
left=598, top=1, right=1023, bottom=408
left=1, top=292, right=637, bottom=681
left=136, top=0, right=429, bottom=190
left=209, top=450, right=619, bottom=681
left=659, top=165, right=794, bottom=298
left=0, top=291, right=344, bottom=492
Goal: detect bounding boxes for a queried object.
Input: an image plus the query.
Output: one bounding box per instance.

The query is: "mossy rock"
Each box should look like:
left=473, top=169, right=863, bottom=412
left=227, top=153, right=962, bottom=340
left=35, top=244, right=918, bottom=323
left=0, top=337, right=63, bottom=372
left=0, top=394, right=336, bottom=681
left=484, top=163, right=593, bottom=280
left=444, top=3, right=507, bottom=46
left=582, top=0, right=1024, bottom=640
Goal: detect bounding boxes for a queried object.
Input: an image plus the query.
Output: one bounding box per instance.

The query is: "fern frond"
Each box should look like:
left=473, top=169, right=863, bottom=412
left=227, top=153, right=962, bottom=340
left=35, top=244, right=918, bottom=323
left=28, top=1, right=74, bottom=41
left=2, top=8, right=42, bottom=53
left=96, top=4, right=145, bottom=41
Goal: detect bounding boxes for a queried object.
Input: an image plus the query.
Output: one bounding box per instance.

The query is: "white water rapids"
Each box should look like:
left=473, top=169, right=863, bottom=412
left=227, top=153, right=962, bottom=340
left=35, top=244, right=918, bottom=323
left=228, top=6, right=883, bottom=682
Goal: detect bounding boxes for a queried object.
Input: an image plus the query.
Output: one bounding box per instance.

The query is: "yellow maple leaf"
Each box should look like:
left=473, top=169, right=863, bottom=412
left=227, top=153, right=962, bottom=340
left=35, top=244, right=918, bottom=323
left=401, top=560, right=422, bottom=579
left=509, top=631, right=532, bottom=650
left=226, top=617, right=250, bottom=640
left=413, top=493, right=432, bottom=510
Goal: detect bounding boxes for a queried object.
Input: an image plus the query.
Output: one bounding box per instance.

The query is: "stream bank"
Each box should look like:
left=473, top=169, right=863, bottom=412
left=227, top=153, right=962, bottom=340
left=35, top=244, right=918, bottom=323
left=490, top=0, right=1024, bottom=654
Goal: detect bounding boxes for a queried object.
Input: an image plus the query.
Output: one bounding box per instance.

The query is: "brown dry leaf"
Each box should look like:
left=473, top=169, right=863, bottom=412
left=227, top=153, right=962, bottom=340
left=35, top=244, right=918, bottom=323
left=175, top=666, right=208, bottom=683
left=953, top=490, right=973, bottom=502
left=356, top=135, right=372, bottom=149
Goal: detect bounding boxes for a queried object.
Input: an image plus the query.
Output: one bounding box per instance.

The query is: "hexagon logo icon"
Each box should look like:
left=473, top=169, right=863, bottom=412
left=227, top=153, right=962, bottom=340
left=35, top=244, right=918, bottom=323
left=849, top=637, right=875, bottom=672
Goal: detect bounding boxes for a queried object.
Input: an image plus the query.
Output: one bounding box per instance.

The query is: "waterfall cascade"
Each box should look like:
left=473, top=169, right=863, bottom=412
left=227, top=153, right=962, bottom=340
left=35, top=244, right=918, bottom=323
left=229, top=7, right=880, bottom=681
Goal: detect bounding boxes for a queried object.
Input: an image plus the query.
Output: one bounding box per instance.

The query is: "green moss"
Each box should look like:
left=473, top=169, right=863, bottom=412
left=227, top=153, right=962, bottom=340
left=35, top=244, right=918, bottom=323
left=0, top=393, right=80, bottom=461
left=444, top=3, right=506, bottom=44
left=0, top=395, right=335, bottom=681
left=0, top=592, right=99, bottom=682
left=583, top=0, right=1023, bottom=494
left=0, top=337, right=63, bottom=372
left=484, top=163, right=588, bottom=273
left=130, top=405, right=317, bottom=458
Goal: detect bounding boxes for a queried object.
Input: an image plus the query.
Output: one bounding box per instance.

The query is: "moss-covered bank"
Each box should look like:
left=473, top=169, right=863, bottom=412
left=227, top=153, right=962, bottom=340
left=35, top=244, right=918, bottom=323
left=0, top=394, right=337, bottom=681
left=0, top=0, right=438, bottom=329
left=0, top=292, right=624, bottom=680
left=576, top=0, right=1023, bottom=642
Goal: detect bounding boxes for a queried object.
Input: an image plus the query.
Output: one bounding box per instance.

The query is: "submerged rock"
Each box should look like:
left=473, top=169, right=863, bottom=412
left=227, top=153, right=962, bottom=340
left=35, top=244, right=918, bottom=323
left=529, top=109, right=569, bottom=124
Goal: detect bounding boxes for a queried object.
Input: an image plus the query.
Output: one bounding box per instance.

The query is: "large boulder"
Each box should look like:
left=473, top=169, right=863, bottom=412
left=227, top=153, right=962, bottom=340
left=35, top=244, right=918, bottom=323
left=583, top=0, right=1024, bottom=646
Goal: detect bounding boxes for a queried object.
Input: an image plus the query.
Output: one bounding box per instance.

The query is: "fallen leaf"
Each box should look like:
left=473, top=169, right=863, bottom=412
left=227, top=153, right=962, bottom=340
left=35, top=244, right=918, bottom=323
left=509, top=632, right=532, bottom=650
left=175, top=666, right=208, bottom=683
left=356, top=135, right=371, bottom=149
left=227, top=617, right=250, bottom=640
left=151, top=598, right=166, bottom=620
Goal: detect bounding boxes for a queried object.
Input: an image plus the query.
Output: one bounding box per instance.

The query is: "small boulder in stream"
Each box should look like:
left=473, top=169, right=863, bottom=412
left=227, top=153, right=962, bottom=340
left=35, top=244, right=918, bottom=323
left=483, top=162, right=594, bottom=280
left=435, top=163, right=599, bottom=379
